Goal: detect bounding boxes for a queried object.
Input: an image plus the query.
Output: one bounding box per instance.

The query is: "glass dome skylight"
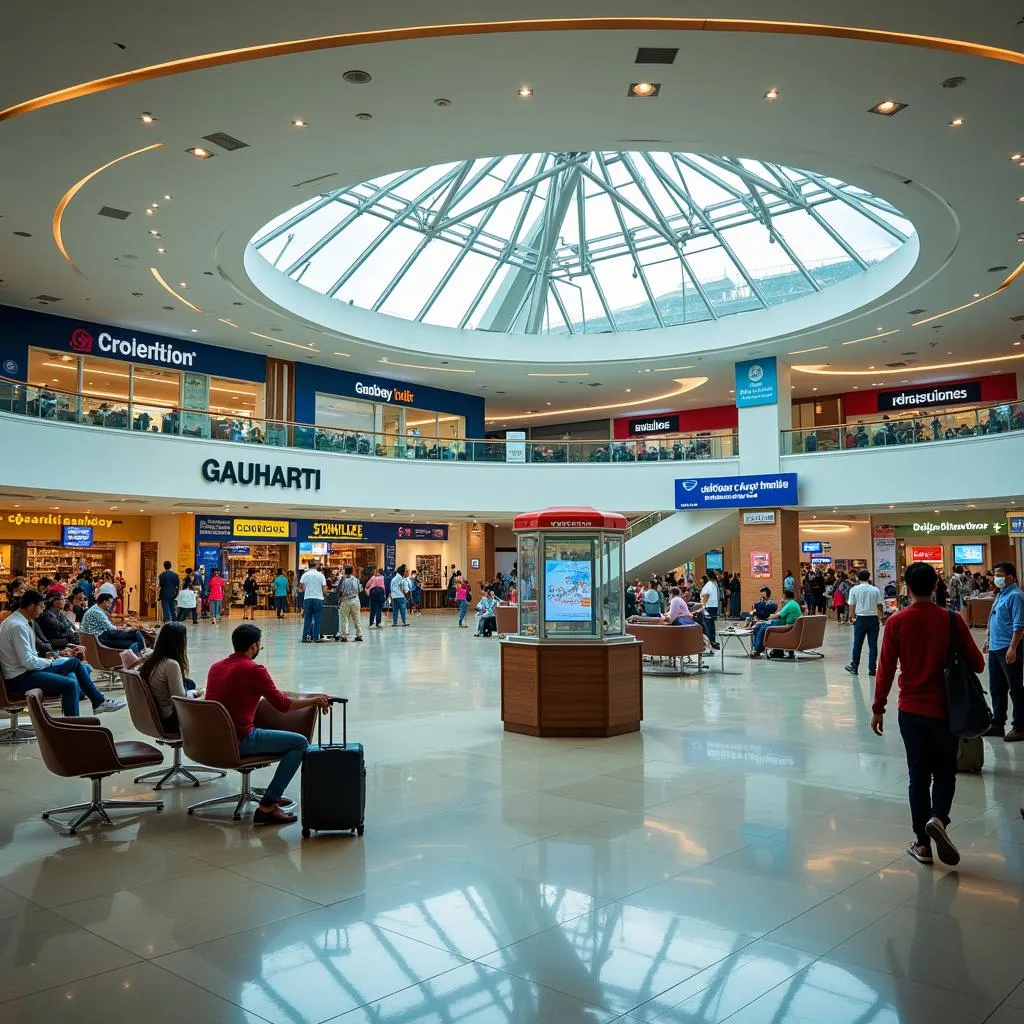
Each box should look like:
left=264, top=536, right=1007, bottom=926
left=252, top=151, right=913, bottom=335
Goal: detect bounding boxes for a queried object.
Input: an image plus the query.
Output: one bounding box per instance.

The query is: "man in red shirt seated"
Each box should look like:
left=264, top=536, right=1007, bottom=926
left=871, top=562, right=984, bottom=868
left=206, top=623, right=329, bottom=826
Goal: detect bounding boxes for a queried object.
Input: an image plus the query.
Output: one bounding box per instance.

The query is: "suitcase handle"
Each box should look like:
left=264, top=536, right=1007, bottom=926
left=317, top=696, right=348, bottom=748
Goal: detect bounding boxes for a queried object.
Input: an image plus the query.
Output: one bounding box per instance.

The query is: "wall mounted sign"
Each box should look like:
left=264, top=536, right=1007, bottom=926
left=231, top=519, right=292, bottom=539
left=470, top=558, right=480, bottom=569
left=734, top=357, right=778, bottom=408
left=801, top=540, right=823, bottom=554
left=201, top=459, right=321, bottom=490
left=706, top=550, right=724, bottom=571
left=1008, top=515, right=1024, bottom=538
left=872, top=525, right=897, bottom=592
left=742, top=510, right=777, bottom=525
left=811, top=555, right=832, bottom=565
left=505, top=430, right=527, bottom=464
left=894, top=518, right=1006, bottom=537
left=675, top=472, right=797, bottom=510
left=749, top=550, right=772, bottom=578
left=61, top=525, right=93, bottom=548
left=224, top=544, right=252, bottom=555
left=910, top=545, right=944, bottom=562
left=877, top=381, right=982, bottom=411
left=354, top=380, right=415, bottom=404
left=629, top=415, right=680, bottom=436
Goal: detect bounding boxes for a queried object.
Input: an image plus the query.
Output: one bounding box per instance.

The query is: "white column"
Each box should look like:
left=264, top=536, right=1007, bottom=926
left=737, top=360, right=791, bottom=476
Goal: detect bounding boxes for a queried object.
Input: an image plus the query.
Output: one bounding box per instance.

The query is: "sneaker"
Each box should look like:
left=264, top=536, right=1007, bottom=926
left=906, top=841, right=933, bottom=865
left=1004, top=730, right=1024, bottom=743
left=868, top=670, right=876, bottom=676
left=925, top=817, right=961, bottom=866
left=93, top=698, right=126, bottom=713
left=844, top=664, right=858, bottom=675
left=339, top=637, right=349, bottom=642
left=354, top=635, right=363, bottom=642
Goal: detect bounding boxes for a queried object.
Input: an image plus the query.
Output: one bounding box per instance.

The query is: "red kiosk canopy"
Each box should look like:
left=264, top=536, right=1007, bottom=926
left=513, top=506, right=629, bottom=531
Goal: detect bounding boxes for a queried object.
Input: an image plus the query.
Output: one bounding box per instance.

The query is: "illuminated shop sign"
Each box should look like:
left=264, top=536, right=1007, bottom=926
left=894, top=519, right=1006, bottom=537
left=629, top=415, right=680, bottom=436
left=876, top=382, right=982, bottom=411
left=310, top=521, right=365, bottom=540
left=71, top=326, right=197, bottom=367
left=201, top=459, right=321, bottom=490
left=354, top=381, right=415, bottom=404
left=232, top=519, right=292, bottom=539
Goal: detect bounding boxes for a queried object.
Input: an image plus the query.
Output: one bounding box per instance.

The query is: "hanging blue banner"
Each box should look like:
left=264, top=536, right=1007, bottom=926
left=735, top=357, right=778, bottom=408
left=675, top=472, right=798, bottom=509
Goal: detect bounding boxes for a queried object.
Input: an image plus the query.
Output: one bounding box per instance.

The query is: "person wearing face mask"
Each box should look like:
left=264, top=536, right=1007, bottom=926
left=983, top=562, right=1024, bottom=742
left=204, top=624, right=330, bottom=825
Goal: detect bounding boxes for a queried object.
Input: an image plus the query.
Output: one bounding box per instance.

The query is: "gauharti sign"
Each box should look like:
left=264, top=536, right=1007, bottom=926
left=201, top=460, right=321, bottom=490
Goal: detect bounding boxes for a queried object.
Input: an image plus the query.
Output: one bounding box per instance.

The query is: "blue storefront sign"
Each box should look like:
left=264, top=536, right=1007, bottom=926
left=0, top=305, right=266, bottom=382
left=61, top=525, right=93, bottom=547
left=801, top=540, right=822, bottom=554
left=675, top=472, right=798, bottom=510
left=196, top=516, right=449, bottom=551
left=197, top=544, right=223, bottom=577
left=734, top=357, right=778, bottom=408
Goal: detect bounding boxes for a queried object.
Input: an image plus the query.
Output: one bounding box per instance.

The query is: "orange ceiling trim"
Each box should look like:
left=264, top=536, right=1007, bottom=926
left=3, top=19, right=1022, bottom=122
left=52, top=143, right=163, bottom=271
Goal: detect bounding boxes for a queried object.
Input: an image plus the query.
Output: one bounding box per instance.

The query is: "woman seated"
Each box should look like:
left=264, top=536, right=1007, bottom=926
left=36, top=590, right=81, bottom=650
left=474, top=589, right=498, bottom=637
left=138, top=621, right=201, bottom=732
left=662, top=587, right=695, bottom=625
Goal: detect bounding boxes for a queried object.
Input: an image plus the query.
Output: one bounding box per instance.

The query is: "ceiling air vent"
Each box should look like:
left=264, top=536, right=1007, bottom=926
left=1010, top=314, right=1024, bottom=322
left=202, top=132, right=249, bottom=151
left=98, top=206, right=131, bottom=220
left=906, top=308, right=926, bottom=315
left=33, top=294, right=62, bottom=302
left=293, top=172, right=337, bottom=188
left=885, top=361, right=908, bottom=368
left=635, top=47, right=679, bottom=64
left=586, top=382, right=603, bottom=387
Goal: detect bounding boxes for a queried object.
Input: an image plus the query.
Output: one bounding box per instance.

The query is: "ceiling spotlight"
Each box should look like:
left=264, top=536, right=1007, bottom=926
left=163, top=194, right=172, bottom=200
left=342, top=69, right=372, bottom=84
left=145, top=209, right=154, bottom=216
left=1018, top=196, right=1024, bottom=203
left=869, top=99, right=907, bottom=116
left=291, top=118, right=309, bottom=127
left=763, top=87, right=780, bottom=101
left=138, top=111, right=157, bottom=124
left=355, top=112, right=373, bottom=121
left=948, top=117, right=965, bottom=127
left=179, top=281, right=187, bottom=288
left=433, top=97, right=451, bottom=107
left=148, top=229, right=160, bottom=237
left=186, top=146, right=213, bottom=159
left=156, top=246, right=166, bottom=253
left=1011, top=154, right=1023, bottom=162
left=628, top=81, right=660, bottom=97
left=517, top=85, right=534, bottom=98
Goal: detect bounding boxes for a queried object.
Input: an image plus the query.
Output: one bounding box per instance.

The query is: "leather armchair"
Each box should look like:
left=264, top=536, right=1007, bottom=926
left=1, top=672, right=34, bottom=743
left=80, top=632, right=123, bottom=689
left=626, top=622, right=709, bottom=674
left=25, top=689, right=164, bottom=834
left=121, top=669, right=226, bottom=789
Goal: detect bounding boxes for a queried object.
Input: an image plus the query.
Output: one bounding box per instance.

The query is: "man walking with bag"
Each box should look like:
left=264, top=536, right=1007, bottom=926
left=336, top=565, right=363, bottom=642
left=871, top=562, right=985, bottom=867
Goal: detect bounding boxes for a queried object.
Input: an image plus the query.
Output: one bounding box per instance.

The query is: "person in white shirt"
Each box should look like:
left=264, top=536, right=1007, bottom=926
left=0, top=590, right=123, bottom=715
left=299, top=562, right=328, bottom=643
left=699, top=573, right=721, bottom=648
left=96, top=571, right=118, bottom=602
left=845, top=569, right=885, bottom=676
left=175, top=582, right=198, bottom=624
left=391, top=564, right=411, bottom=626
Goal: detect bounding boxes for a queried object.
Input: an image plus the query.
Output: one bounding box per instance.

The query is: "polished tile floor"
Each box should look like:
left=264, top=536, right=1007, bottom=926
left=0, top=611, right=1021, bottom=1023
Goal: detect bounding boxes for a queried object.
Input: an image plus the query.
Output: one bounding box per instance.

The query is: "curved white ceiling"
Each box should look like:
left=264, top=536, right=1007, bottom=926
left=0, top=3, right=1022, bottom=421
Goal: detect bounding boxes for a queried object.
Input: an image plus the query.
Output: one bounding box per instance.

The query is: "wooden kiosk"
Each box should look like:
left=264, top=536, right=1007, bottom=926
left=500, top=507, right=642, bottom=737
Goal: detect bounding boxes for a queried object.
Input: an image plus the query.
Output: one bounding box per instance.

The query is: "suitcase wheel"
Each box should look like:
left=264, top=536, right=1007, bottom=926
left=302, top=827, right=311, bottom=838
left=357, top=824, right=364, bottom=836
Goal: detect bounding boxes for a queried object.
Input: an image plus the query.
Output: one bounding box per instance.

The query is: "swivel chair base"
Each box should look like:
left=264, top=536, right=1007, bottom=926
left=1, top=711, right=34, bottom=743
left=186, top=763, right=270, bottom=821
left=43, top=775, right=164, bottom=835
left=134, top=743, right=227, bottom=789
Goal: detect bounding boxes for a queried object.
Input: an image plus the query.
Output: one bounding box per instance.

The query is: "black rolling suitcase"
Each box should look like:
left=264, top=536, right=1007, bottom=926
left=320, top=602, right=341, bottom=640
left=301, top=697, right=365, bottom=838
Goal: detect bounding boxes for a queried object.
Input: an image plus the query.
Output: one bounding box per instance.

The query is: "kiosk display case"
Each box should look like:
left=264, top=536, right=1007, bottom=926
left=500, top=507, right=642, bottom=737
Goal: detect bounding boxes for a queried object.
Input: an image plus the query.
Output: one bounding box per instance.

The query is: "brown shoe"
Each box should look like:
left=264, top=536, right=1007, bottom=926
left=254, top=805, right=297, bottom=826
left=1004, top=730, right=1024, bottom=743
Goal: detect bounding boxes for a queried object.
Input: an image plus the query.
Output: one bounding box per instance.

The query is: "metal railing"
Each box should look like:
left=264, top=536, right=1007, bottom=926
left=0, top=377, right=739, bottom=465
left=781, top=401, right=1024, bottom=454
left=625, top=511, right=676, bottom=541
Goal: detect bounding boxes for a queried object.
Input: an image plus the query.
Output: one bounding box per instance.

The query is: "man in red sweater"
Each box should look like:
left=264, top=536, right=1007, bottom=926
left=872, top=562, right=985, bottom=867
left=206, top=623, right=328, bottom=826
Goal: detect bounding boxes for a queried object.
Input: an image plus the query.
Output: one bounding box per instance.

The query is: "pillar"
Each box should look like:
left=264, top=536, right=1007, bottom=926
left=467, top=523, right=495, bottom=585
left=738, top=508, right=800, bottom=604
left=737, top=360, right=791, bottom=476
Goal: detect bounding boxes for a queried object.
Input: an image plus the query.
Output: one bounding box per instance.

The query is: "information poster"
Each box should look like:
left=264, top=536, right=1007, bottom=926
left=749, top=550, right=772, bottom=579
left=415, top=554, right=441, bottom=588
left=544, top=560, right=592, bottom=621
left=181, top=371, right=211, bottom=439
left=872, top=525, right=897, bottom=593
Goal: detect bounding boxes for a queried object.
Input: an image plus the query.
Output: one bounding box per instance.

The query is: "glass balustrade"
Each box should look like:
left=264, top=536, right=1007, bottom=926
left=781, top=402, right=1024, bottom=454
left=0, top=377, right=739, bottom=465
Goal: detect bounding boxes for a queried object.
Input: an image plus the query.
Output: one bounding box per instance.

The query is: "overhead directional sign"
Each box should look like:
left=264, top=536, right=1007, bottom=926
left=675, top=473, right=797, bottom=510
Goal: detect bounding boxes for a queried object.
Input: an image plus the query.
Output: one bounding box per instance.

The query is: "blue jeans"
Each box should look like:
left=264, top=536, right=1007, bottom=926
left=369, top=595, right=384, bottom=627
left=303, top=598, right=324, bottom=641
left=238, top=727, right=308, bottom=806
left=8, top=657, right=104, bottom=716
left=702, top=606, right=717, bottom=643
left=898, top=709, right=957, bottom=846
left=457, top=599, right=468, bottom=625
left=988, top=645, right=1024, bottom=731
left=209, top=599, right=222, bottom=619
left=729, top=592, right=740, bottom=618
left=752, top=621, right=771, bottom=653
left=850, top=615, right=880, bottom=673
left=392, top=596, right=407, bottom=625
left=160, top=598, right=175, bottom=623
left=99, top=628, right=146, bottom=655
left=274, top=595, right=287, bottom=616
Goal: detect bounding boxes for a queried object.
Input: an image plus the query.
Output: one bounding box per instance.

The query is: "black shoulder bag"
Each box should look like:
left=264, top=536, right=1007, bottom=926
left=943, top=610, right=993, bottom=738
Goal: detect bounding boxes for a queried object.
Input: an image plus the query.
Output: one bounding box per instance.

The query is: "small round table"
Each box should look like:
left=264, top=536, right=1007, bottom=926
left=717, top=626, right=754, bottom=675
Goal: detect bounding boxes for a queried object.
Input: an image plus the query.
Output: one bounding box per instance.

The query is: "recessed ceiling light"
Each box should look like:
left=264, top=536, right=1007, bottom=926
left=1012, top=154, right=1023, bottom=162
left=869, top=99, right=907, bottom=116
left=186, top=147, right=213, bottom=159
left=628, top=81, right=660, bottom=97
left=625, top=389, right=631, bottom=393
left=342, top=69, right=372, bottom=84
left=763, top=87, right=780, bottom=101
left=517, top=85, right=534, bottom=98
left=354, top=112, right=372, bottom=120
left=145, top=209, right=154, bottom=216
left=972, top=292, right=980, bottom=298
left=163, top=194, right=172, bottom=200
left=138, top=111, right=157, bottom=124
left=948, top=117, right=965, bottom=127
left=148, top=230, right=160, bottom=237
left=190, top=329, right=198, bottom=333
left=156, top=247, right=166, bottom=253
left=291, top=119, right=309, bottom=127
left=179, top=282, right=187, bottom=288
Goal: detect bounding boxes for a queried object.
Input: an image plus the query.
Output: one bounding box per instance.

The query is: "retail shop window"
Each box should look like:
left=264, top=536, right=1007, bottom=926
left=81, top=354, right=130, bottom=428
left=133, top=365, right=180, bottom=433
left=28, top=347, right=79, bottom=420
left=208, top=377, right=264, bottom=441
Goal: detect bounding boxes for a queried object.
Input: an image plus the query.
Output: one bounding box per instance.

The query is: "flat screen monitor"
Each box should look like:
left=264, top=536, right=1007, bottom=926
left=706, top=550, right=724, bottom=571
left=61, top=525, right=93, bottom=548
left=544, top=559, right=592, bottom=621
left=952, top=543, right=984, bottom=565
left=801, top=540, right=822, bottom=554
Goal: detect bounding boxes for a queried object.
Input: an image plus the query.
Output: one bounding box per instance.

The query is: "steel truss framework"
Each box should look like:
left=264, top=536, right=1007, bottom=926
left=254, top=151, right=912, bottom=335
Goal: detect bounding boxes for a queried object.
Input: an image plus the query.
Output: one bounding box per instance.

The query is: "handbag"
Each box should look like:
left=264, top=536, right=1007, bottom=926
left=943, top=610, right=993, bottom=738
